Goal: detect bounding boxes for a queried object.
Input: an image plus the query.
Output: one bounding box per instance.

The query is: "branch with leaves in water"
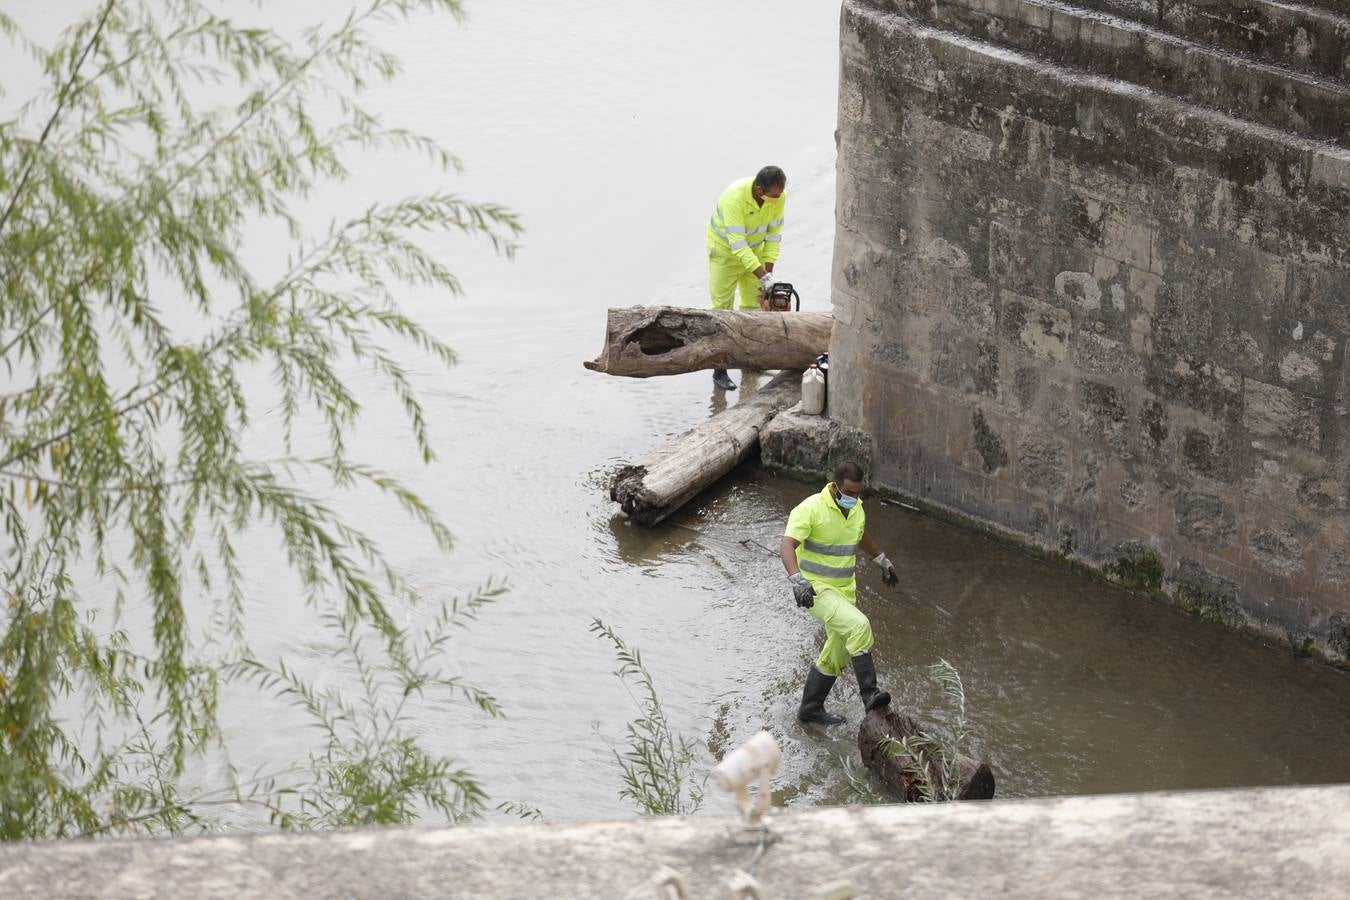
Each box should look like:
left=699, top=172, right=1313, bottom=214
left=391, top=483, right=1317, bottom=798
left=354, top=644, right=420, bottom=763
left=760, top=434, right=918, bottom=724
left=590, top=619, right=707, bottom=817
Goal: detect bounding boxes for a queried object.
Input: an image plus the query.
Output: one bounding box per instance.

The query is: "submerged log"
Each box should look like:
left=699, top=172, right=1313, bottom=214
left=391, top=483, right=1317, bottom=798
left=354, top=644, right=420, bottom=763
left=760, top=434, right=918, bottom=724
left=858, top=707, right=996, bottom=802
left=611, top=370, right=801, bottom=525
left=584, top=306, right=831, bottom=377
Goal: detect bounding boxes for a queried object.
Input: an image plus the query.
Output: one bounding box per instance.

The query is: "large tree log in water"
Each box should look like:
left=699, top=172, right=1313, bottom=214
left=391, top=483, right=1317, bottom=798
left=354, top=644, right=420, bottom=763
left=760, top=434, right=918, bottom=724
left=858, top=707, right=996, bottom=802
left=611, top=370, right=801, bottom=525
left=584, top=306, right=831, bottom=377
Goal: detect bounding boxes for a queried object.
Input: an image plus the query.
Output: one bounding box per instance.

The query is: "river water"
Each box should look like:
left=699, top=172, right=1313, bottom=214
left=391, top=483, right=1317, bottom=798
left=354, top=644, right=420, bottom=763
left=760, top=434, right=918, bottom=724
left=14, top=0, right=1350, bottom=823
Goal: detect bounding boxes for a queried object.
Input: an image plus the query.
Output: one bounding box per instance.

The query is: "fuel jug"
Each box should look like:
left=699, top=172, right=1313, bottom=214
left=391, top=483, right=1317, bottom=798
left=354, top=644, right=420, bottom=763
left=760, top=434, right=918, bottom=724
left=801, top=365, right=826, bottom=415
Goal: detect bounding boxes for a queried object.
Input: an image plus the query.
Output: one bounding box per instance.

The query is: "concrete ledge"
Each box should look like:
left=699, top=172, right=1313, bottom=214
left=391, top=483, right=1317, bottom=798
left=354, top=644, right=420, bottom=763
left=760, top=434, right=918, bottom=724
left=760, top=403, right=874, bottom=479
left=1, top=787, right=1347, bottom=898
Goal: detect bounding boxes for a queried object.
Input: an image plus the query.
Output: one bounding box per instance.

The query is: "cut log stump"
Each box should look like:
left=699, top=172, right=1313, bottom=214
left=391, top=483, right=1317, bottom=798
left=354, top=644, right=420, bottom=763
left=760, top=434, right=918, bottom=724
left=584, top=306, right=831, bottom=377
left=611, top=370, right=801, bottom=526
left=858, top=707, right=996, bottom=802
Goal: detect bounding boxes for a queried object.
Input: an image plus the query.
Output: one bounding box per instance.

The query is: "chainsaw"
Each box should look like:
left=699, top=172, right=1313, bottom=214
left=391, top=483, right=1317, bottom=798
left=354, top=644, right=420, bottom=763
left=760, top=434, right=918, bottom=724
left=762, top=282, right=800, bottom=312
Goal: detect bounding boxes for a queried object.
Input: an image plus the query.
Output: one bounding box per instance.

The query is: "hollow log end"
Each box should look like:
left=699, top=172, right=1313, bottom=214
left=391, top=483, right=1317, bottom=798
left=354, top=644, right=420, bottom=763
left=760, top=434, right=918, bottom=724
left=958, top=762, right=997, bottom=801
left=610, top=466, right=676, bottom=525
left=610, top=465, right=647, bottom=503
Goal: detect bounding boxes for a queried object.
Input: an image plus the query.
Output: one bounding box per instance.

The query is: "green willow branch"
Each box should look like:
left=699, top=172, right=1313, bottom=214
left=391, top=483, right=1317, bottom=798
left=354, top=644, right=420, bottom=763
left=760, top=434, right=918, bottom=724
left=77, top=765, right=307, bottom=838
left=0, top=0, right=118, bottom=238
left=0, top=303, right=56, bottom=360
left=1, top=0, right=515, bottom=841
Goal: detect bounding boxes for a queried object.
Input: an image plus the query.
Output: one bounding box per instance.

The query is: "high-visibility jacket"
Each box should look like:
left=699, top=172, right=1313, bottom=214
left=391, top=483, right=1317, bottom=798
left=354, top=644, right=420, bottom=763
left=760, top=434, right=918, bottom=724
left=706, top=177, right=786, bottom=273
left=784, top=483, right=865, bottom=603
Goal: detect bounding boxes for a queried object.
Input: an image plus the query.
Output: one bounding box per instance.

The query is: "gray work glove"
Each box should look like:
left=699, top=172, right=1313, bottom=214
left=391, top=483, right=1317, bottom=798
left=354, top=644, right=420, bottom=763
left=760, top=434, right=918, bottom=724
left=788, top=572, right=815, bottom=609
left=875, top=553, right=899, bottom=587
left=759, top=272, right=775, bottom=295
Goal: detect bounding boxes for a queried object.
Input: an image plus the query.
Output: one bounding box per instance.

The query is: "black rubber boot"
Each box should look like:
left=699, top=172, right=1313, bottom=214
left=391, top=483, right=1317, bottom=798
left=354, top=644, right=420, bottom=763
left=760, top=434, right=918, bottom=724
left=797, top=667, right=846, bottom=725
left=712, top=368, right=737, bottom=391
left=852, top=652, right=892, bottom=712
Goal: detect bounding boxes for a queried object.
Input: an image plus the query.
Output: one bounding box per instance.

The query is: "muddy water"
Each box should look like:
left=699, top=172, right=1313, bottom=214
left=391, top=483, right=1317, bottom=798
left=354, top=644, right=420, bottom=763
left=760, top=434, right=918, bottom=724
left=14, top=0, right=1350, bottom=823
left=350, top=0, right=1350, bottom=818
left=620, top=470, right=1350, bottom=809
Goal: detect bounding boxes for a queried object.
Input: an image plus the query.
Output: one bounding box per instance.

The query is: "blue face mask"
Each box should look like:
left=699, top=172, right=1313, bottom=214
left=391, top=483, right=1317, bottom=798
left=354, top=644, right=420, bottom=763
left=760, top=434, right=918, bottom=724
left=835, top=491, right=858, bottom=510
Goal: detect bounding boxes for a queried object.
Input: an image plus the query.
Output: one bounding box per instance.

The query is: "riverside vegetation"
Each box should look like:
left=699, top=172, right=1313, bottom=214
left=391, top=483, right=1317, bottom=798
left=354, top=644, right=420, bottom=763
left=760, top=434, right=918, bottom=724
left=0, top=0, right=523, bottom=838
left=592, top=619, right=707, bottom=817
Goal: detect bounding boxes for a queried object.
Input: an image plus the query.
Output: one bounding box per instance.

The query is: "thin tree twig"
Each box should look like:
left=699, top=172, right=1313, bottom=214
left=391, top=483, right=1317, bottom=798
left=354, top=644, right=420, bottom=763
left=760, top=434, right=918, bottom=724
left=0, top=0, right=118, bottom=238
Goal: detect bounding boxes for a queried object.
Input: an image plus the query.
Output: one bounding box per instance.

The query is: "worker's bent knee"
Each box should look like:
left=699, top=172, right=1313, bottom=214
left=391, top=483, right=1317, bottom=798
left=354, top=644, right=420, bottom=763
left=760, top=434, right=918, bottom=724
left=826, top=598, right=874, bottom=656
left=844, top=621, right=874, bottom=656
left=815, top=645, right=849, bottom=678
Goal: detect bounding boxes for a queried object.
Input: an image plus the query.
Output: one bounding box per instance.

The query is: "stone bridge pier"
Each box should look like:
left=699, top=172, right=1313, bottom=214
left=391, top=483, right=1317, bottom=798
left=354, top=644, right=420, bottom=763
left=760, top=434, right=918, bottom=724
left=829, top=0, right=1350, bottom=663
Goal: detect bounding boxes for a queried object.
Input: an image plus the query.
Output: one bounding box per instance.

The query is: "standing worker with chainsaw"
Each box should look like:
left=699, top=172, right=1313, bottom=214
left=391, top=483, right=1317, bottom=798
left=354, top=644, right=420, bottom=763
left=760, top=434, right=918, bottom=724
left=706, top=165, right=787, bottom=391
left=780, top=461, right=900, bottom=725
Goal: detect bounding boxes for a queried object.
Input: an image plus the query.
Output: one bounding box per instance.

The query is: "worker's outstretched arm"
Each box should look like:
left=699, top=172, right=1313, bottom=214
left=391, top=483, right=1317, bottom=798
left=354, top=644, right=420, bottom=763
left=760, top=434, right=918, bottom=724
left=862, top=529, right=899, bottom=587
left=780, top=535, right=815, bottom=608
left=780, top=535, right=801, bottom=576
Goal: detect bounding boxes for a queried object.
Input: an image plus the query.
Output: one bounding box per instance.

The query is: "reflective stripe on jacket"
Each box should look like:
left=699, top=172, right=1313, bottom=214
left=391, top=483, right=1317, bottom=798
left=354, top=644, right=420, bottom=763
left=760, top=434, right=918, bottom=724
left=705, top=177, right=786, bottom=272
left=784, top=483, right=865, bottom=602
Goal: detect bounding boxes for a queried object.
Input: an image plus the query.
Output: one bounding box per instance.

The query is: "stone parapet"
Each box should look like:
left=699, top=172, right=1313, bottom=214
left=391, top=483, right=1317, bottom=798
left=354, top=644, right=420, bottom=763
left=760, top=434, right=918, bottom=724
left=833, top=0, right=1350, bottom=662
left=1, top=786, right=1347, bottom=898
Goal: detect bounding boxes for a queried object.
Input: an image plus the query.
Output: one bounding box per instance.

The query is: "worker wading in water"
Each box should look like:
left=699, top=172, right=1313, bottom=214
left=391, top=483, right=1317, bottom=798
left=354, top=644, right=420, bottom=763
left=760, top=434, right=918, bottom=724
left=780, top=461, right=900, bottom=725
left=705, top=165, right=787, bottom=392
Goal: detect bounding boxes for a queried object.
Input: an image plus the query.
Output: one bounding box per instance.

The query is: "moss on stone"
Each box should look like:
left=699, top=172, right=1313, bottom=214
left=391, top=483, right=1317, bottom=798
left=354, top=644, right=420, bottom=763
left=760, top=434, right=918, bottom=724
left=1175, top=584, right=1247, bottom=631
left=971, top=409, right=1008, bottom=474
left=1329, top=615, right=1350, bottom=661
left=1105, top=551, right=1164, bottom=592
left=761, top=462, right=830, bottom=486
left=1289, top=634, right=1317, bottom=660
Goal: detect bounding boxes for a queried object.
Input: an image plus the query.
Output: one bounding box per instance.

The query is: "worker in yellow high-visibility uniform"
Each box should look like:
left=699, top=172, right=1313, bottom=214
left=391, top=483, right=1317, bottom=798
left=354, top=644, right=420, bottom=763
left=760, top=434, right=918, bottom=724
left=705, top=165, right=787, bottom=391
left=779, top=460, right=900, bottom=725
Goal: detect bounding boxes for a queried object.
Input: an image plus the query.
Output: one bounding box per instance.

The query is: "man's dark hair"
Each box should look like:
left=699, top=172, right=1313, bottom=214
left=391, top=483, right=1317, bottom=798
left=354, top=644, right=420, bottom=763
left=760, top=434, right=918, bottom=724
left=834, top=461, right=865, bottom=485
left=753, top=166, right=787, bottom=191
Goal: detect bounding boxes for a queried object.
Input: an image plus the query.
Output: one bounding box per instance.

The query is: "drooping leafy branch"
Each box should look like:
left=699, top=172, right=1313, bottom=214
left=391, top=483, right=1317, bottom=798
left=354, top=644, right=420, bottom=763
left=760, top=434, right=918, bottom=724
left=0, top=0, right=519, bottom=839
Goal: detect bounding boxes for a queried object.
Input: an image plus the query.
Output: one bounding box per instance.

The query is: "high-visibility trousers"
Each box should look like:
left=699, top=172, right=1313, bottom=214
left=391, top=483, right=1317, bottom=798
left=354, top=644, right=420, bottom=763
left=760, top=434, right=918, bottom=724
left=808, top=584, right=875, bottom=677
left=708, top=247, right=763, bottom=311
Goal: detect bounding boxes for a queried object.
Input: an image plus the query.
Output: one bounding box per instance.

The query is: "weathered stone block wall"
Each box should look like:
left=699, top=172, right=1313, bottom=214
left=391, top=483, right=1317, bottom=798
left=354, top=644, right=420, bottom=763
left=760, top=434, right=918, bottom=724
left=831, top=0, right=1350, bottom=658
left=1074, top=0, right=1350, bottom=82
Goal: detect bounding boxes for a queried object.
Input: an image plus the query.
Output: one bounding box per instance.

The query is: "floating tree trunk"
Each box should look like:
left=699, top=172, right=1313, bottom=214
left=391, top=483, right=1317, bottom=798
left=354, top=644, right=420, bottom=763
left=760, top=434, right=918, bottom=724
left=858, top=707, right=996, bottom=802
left=610, top=370, right=801, bottom=526
left=584, top=306, right=831, bottom=377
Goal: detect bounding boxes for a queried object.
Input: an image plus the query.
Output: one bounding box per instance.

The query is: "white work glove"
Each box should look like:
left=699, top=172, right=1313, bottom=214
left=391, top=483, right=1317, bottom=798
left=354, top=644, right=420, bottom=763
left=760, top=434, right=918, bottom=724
left=758, top=272, right=775, bottom=295
left=875, top=553, right=899, bottom=587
